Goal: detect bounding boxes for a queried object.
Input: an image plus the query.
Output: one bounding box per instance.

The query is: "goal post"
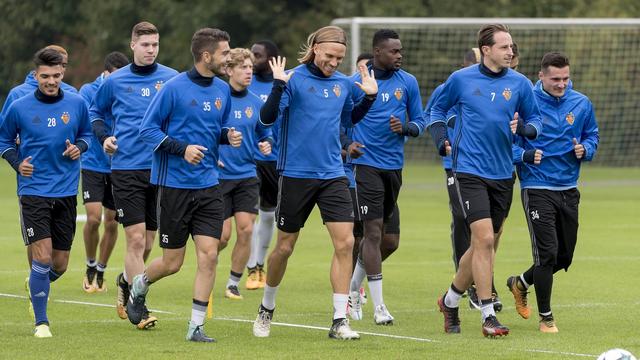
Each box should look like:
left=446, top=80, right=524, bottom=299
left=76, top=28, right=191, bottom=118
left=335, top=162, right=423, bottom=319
left=331, top=17, right=640, bottom=167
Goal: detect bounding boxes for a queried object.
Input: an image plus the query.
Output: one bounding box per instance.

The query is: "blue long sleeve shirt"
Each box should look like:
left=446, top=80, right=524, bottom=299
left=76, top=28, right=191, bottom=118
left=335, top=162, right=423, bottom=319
left=90, top=63, right=178, bottom=170
left=0, top=90, right=92, bottom=197
left=249, top=73, right=278, bottom=162
left=265, top=64, right=358, bottom=179
left=1, top=72, right=77, bottom=123
left=79, top=74, right=111, bottom=173
left=218, top=88, right=272, bottom=179
left=515, top=81, right=599, bottom=190
left=139, top=69, right=232, bottom=189
left=350, top=67, right=425, bottom=170
left=430, top=63, right=542, bottom=180
left=424, top=84, right=457, bottom=170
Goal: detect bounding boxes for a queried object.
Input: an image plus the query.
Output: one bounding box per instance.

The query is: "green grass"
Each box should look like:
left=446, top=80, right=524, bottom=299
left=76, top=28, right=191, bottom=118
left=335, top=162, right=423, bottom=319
left=0, top=163, right=638, bottom=359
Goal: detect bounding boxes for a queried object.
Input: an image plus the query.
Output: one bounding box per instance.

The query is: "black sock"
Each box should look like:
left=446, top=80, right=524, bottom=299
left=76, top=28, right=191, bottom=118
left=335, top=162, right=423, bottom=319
left=332, top=317, right=345, bottom=325
left=522, top=265, right=535, bottom=287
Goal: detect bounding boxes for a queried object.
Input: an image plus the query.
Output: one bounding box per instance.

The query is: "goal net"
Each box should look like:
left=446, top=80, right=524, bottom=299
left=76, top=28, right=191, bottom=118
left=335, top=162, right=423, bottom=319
left=331, top=17, right=640, bottom=167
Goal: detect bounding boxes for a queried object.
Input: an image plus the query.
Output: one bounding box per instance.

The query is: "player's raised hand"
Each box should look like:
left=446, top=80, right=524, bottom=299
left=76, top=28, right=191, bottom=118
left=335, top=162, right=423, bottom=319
left=19, top=156, right=33, bottom=177
left=104, top=136, right=118, bottom=154
left=389, top=115, right=403, bottom=134
left=572, top=138, right=585, bottom=159
left=510, top=112, right=519, bottom=134
left=355, top=65, right=378, bottom=96
left=258, top=141, right=271, bottom=155
left=228, top=127, right=243, bottom=147
left=63, top=139, right=81, bottom=160
left=533, top=149, right=543, bottom=165
left=269, top=56, right=294, bottom=83
left=348, top=141, right=365, bottom=159
left=184, top=145, right=207, bottom=165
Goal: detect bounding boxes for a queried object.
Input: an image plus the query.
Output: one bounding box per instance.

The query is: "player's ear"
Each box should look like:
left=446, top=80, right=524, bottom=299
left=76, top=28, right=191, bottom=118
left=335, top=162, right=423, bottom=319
left=538, top=70, right=544, bottom=81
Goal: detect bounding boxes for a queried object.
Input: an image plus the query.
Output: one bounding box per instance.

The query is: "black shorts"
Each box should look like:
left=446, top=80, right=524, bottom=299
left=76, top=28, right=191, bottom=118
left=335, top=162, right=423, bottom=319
left=111, top=170, right=158, bottom=230
left=521, top=188, right=580, bottom=270
left=220, top=177, right=260, bottom=219
left=19, top=195, right=77, bottom=251
left=446, top=169, right=471, bottom=267
left=256, top=161, right=278, bottom=210
left=276, top=176, right=354, bottom=233
left=453, top=172, right=514, bottom=233
left=350, top=187, right=363, bottom=238
left=157, top=185, right=224, bottom=249
left=81, top=169, right=115, bottom=210
left=354, top=165, right=402, bottom=221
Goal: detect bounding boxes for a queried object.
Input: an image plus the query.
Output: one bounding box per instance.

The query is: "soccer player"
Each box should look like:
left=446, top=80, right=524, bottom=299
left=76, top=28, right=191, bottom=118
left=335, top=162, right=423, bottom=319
left=346, top=29, right=425, bottom=325
left=218, top=48, right=273, bottom=300
left=252, top=25, right=378, bottom=340
left=90, top=21, right=178, bottom=329
left=429, top=24, right=542, bottom=337
left=131, top=28, right=240, bottom=342
left=0, top=48, right=92, bottom=337
left=79, top=51, right=129, bottom=293
left=1, top=45, right=77, bottom=122
left=507, top=52, right=598, bottom=333
left=245, top=40, right=279, bottom=290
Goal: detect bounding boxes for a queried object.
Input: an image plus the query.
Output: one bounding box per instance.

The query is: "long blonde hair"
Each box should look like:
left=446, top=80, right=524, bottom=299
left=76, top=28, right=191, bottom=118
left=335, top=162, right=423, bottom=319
left=298, top=26, right=347, bottom=64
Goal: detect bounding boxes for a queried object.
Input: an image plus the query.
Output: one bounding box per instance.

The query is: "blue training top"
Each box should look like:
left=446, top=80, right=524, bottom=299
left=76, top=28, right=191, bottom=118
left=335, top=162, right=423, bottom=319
left=218, top=88, right=272, bottom=180
left=248, top=74, right=278, bottom=162
left=90, top=63, right=178, bottom=171
left=0, top=90, right=92, bottom=197
left=350, top=67, right=425, bottom=170
left=268, top=64, right=358, bottom=179
left=430, top=63, right=542, bottom=180
left=515, top=80, right=599, bottom=190
left=79, top=74, right=111, bottom=173
left=139, top=70, right=232, bottom=189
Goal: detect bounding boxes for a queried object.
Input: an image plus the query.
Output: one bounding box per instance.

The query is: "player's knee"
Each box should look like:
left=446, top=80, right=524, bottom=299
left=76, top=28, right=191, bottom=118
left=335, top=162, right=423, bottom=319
left=381, top=235, right=399, bottom=255
left=127, top=234, right=146, bottom=254
left=236, top=223, right=253, bottom=239
left=85, top=214, right=102, bottom=230
left=275, top=241, right=295, bottom=258
left=334, top=236, right=354, bottom=256
left=165, top=258, right=184, bottom=275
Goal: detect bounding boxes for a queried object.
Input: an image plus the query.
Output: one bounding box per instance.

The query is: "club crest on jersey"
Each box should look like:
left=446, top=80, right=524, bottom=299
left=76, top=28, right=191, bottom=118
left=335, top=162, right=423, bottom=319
left=214, top=97, right=222, bottom=110
left=154, top=81, right=164, bottom=91
left=333, top=84, right=341, bottom=97
left=566, top=112, right=575, bottom=125
left=394, top=88, right=403, bottom=100
left=245, top=106, right=253, bottom=118
left=61, top=112, right=70, bottom=124
left=502, top=88, right=512, bottom=101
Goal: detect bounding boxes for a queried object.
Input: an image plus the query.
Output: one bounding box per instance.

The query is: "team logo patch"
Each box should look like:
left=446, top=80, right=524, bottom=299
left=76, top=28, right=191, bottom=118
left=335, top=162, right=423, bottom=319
left=61, top=112, right=70, bottom=124
left=154, top=81, right=164, bottom=91
left=214, top=97, right=222, bottom=110
left=245, top=106, right=253, bottom=118
left=502, top=88, right=512, bottom=101
left=566, top=112, right=575, bottom=125
left=333, top=84, right=341, bottom=97
left=394, top=88, right=403, bottom=100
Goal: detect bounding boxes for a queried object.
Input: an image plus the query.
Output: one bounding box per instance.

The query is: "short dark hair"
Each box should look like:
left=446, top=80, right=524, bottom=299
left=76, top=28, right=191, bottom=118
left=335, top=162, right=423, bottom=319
left=372, top=29, right=400, bottom=48
left=33, top=48, right=64, bottom=68
left=357, top=52, right=373, bottom=63
left=191, top=28, right=230, bottom=61
left=104, top=51, right=130, bottom=72
left=254, top=40, right=279, bottom=59
left=477, top=24, right=510, bottom=49
left=541, top=52, right=570, bottom=71
left=131, top=21, right=158, bottom=40
left=464, top=48, right=480, bottom=65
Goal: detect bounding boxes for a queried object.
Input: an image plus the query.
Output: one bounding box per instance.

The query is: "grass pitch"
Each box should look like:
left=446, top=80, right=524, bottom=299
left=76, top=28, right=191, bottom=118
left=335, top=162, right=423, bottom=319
left=0, top=163, right=638, bottom=359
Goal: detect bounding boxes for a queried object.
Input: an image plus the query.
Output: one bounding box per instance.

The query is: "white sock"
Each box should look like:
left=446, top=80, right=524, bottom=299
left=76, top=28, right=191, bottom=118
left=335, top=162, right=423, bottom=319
left=262, top=284, right=279, bottom=310
left=444, top=286, right=462, bottom=308
left=191, top=301, right=207, bottom=326
left=368, top=278, right=384, bottom=308
left=226, top=271, right=242, bottom=288
left=333, top=293, right=349, bottom=320
left=350, top=260, right=367, bottom=292
left=247, top=222, right=260, bottom=269
left=481, top=302, right=496, bottom=321
left=255, top=210, right=275, bottom=266
left=86, top=258, right=96, bottom=267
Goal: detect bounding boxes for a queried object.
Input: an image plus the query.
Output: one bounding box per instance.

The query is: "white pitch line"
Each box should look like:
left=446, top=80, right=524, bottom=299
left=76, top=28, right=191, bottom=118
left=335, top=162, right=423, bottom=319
left=215, top=317, right=438, bottom=343
left=0, top=293, right=604, bottom=357
left=0, top=293, right=177, bottom=315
